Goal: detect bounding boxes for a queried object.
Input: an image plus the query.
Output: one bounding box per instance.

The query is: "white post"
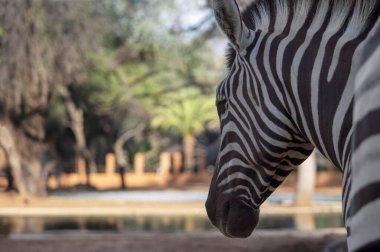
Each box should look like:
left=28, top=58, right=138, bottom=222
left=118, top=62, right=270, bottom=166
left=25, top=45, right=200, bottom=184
left=295, top=150, right=317, bottom=206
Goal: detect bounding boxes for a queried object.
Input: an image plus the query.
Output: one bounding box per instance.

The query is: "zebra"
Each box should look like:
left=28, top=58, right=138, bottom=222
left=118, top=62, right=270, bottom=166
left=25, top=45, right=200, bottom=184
left=204, top=0, right=380, bottom=251
left=349, top=18, right=380, bottom=251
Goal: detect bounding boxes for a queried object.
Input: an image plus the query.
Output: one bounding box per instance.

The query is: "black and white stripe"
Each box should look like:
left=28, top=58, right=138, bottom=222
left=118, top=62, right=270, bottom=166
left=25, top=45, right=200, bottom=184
left=349, top=18, right=380, bottom=251
left=206, top=0, right=380, bottom=251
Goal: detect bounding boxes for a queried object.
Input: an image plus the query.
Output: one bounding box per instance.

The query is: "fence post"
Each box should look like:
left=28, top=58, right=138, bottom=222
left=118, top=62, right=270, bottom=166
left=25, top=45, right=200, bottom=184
left=172, top=152, right=182, bottom=177
left=134, top=152, right=145, bottom=174
left=76, top=157, right=87, bottom=184
left=159, top=152, right=171, bottom=176
left=105, top=153, right=116, bottom=175
left=295, top=150, right=317, bottom=206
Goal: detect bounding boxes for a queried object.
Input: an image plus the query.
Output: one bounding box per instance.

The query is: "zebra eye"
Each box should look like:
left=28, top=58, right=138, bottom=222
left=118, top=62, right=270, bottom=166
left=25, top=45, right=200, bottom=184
left=216, top=99, right=228, bottom=116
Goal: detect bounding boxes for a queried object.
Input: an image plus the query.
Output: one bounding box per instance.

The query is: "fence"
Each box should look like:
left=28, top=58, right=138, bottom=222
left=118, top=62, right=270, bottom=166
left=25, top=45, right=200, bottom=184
left=47, top=152, right=211, bottom=190
left=0, top=151, right=342, bottom=191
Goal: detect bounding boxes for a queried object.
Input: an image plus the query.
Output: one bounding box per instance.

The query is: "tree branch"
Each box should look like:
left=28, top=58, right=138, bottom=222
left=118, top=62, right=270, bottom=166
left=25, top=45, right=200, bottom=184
left=113, top=123, right=145, bottom=169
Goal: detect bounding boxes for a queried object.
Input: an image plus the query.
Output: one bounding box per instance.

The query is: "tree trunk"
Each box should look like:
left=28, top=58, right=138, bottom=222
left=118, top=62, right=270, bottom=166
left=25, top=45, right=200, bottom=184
left=295, top=150, right=317, bottom=206
left=0, top=0, right=100, bottom=197
left=0, top=122, right=46, bottom=198
left=59, top=86, right=97, bottom=176
left=0, top=124, right=27, bottom=197
left=183, top=134, right=195, bottom=172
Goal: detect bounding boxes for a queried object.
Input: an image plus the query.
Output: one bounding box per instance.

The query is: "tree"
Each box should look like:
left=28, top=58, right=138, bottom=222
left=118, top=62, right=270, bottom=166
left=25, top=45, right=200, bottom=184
left=84, top=0, right=223, bottom=172
left=0, top=0, right=102, bottom=196
left=152, top=88, right=217, bottom=171
left=0, top=0, right=225, bottom=195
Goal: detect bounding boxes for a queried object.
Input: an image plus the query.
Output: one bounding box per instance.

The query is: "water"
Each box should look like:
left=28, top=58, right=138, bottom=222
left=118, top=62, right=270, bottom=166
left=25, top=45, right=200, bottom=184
left=50, top=191, right=341, bottom=204
left=0, top=213, right=344, bottom=236
left=0, top=191, right=343, bottom=236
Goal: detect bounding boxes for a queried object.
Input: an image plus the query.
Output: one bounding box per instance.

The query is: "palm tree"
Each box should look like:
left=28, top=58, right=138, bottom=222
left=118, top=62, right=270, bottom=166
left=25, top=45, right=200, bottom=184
left=152, top=88, right=217, bottom=172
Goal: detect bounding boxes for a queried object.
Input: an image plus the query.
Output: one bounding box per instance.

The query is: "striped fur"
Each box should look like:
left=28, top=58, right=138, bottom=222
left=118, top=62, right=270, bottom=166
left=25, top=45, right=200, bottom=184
left=206, top=0, right=380, bottom=251
left=349, top=19, right=380, bottom=252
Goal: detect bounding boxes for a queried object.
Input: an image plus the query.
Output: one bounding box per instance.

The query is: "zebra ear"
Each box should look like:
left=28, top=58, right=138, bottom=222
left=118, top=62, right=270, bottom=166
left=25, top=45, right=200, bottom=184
left=212, top=0, right=251, bottom=50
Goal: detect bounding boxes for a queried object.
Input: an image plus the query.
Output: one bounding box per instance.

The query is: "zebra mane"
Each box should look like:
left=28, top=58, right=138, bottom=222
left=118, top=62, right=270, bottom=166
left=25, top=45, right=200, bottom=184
left=225, top=0, right=379, bottom=69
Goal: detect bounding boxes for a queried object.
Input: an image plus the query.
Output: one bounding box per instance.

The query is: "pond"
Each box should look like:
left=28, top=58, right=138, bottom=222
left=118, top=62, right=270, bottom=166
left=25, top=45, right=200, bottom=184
left=0, top=213, right=344, bottom=236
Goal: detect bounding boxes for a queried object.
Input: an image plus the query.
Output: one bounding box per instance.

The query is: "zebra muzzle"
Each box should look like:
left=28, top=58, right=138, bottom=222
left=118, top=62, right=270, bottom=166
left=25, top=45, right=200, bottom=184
left=206, top=194, right=260, bottom=238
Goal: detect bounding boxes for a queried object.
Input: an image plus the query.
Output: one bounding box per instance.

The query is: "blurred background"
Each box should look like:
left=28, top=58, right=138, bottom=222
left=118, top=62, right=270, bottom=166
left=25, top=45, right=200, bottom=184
left=0, top=1, right=345, bottom=251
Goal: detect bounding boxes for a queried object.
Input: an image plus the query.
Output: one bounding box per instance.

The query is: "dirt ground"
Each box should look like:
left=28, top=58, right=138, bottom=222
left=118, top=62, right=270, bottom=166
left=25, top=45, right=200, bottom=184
left=0, top=230, right=345, bottom=252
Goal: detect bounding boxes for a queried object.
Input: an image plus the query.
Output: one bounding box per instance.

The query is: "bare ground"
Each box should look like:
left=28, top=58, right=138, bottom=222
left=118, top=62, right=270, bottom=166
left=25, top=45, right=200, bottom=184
left=0, top=230, right=345, bottom=252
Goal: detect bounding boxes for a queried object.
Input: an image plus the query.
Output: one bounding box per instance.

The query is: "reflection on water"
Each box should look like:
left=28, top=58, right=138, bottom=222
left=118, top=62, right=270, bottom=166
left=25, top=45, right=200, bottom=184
left=0, top=213, right=344, bottom=235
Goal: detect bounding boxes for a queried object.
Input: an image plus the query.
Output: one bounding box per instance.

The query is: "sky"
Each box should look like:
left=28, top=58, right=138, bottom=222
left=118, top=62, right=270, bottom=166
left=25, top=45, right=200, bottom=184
left=175, top=0, right=227, bottom=57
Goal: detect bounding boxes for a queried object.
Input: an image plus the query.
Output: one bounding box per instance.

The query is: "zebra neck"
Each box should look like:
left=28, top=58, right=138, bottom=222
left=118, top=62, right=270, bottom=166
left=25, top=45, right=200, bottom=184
left=245, top=1, right=379, bottom=171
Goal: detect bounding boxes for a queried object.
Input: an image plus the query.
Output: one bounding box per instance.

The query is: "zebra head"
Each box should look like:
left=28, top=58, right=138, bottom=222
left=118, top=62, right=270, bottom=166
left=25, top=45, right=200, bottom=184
left=205, top=0, right=314, bottom=238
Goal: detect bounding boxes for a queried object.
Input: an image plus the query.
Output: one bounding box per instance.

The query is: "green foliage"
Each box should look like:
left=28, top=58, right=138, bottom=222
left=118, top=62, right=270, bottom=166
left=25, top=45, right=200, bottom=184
left=151, top=88, right=218, bottom=137
left=48, top=94, right=67, bottom=121
left=0, top=0, right=228, bottom=194
left=85, top=0, right=223, bottom=133
left=88, top=63, right=129, bottom=112
left=81, top=0, right=225, bottom=154
left=102, top=0, right=177, bottom=51
left=45, top=0, right=223, bottom=161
